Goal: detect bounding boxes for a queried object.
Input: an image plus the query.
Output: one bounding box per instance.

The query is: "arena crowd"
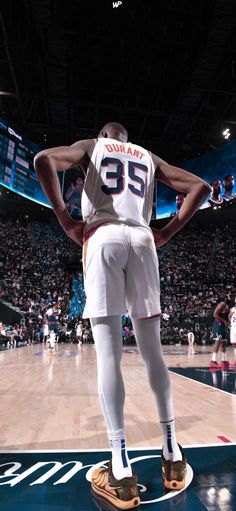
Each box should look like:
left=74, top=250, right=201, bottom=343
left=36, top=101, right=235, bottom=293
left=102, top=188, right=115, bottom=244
left=0, top=216, right=235, bottom=347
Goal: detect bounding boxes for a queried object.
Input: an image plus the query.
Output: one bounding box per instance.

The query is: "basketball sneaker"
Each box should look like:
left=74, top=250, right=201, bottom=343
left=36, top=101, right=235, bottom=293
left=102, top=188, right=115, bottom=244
left=209, top=361, right=219, bottom=368
left=161, top=444, right=187, bottom=490
left=92, top=490, right=134, bottom=511
left=91, top=461, right=140, bottom=510
left=220, top=361, right=229, bottom=370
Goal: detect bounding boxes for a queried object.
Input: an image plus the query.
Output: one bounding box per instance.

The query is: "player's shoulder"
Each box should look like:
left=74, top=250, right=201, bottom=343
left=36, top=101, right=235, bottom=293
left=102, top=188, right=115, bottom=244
left=214, top=302, right=223, bottom=312
left=150, top=151, right=168, bottom=171
left=85, top=138, right=97, bottom=156
left=71, top=138, right=96, bottom=158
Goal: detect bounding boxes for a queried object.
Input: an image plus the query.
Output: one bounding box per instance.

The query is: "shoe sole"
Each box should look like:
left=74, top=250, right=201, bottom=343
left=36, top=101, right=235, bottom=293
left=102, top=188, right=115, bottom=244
left=163, top=477, right=186, bottom=490
left=91, top=488, right=120, bottom=511
left=91, top=468, right=140, bottom=510
left=91, top=488, right=131, bottom=511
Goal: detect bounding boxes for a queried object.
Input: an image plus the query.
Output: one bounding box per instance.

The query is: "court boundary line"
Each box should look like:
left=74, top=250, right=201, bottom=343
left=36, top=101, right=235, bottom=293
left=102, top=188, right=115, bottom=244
left=169, top=367, right=236, bottom=397
left=0, top=442, right=236, bottom=454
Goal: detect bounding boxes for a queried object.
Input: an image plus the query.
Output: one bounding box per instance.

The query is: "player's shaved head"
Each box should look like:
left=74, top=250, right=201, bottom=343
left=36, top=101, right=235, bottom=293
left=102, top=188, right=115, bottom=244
left=98, top=122, right=128, bottom=142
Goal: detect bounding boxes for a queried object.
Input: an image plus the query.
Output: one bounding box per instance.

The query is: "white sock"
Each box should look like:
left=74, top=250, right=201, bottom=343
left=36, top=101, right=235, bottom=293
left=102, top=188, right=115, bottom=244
left=221, top=352, right=227, bottom=361
left=160, top=419, right=182, bottom=461
left=212, top=352, right=217, bottom=362
left=109, top=433, right=132, bottom=480
left=234, top=348, right=236, bottom=360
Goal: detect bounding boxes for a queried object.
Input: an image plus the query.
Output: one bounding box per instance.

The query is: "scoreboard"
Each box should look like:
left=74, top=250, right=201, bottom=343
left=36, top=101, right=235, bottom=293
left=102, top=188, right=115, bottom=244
left=0, top=118, right=63, bottom=207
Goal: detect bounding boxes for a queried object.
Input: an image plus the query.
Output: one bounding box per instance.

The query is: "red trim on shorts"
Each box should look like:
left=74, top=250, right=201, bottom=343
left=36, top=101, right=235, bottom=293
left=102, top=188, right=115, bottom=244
left=83, top=221, right=112, bottom=242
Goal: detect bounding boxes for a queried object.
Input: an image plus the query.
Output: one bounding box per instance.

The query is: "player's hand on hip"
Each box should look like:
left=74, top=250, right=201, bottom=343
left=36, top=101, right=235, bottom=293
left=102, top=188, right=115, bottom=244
left=57, top=208, right=85, bottom=246
left=65, top=220, right=85, bottom=246
left=152, top=227, right=169, bottom=248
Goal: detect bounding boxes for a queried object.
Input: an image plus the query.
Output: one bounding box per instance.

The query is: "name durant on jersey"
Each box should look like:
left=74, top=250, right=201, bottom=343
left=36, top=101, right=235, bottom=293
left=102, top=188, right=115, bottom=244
left=105, top=143, right=145, bottom=160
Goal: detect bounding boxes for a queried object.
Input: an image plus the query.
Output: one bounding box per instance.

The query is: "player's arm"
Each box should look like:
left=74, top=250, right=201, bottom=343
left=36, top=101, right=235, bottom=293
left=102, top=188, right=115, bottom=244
left=34, top=139, right=90, bottom=213
left=228, top=307, right=234, bottom=320
left=34, top=139, right=91, bottom=245
left=213, top=303, right=228, bottom=325
left=151, top=154, right=211, bottom=246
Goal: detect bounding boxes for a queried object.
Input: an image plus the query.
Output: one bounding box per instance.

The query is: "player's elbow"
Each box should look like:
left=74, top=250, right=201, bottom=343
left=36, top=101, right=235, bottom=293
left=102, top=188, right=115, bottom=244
left=34, top=152, right=52, bottom=173
left=196, top=180, right=212, bottom=198
left=202, top=180, right=212, bottom=194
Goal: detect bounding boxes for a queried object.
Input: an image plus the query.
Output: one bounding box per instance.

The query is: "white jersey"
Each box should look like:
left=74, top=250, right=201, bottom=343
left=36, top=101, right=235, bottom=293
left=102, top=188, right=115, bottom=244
left=230, top=308, right=236, bottom=328
left=230, top=307, right=236, bottom=344
left=43, top=324, right=49, bottom=336
left=187, top=332, right=194, bottom=343
left=82, top=138, right=155, bottom=233
left=76, top=324, right=83, bottom=336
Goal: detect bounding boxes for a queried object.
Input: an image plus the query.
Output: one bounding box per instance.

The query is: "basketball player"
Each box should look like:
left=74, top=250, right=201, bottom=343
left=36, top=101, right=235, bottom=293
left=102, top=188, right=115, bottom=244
left=210, top=296, right=230, bottom=369
left=76, top=320, right=83, bottom=345
left=45, top=303, right=60, bottom=354
left=176, top=193, right=186, bottom=211
left=65, top=175, right=84, bottom=219
left=222, top=175, right=236, bottom=201
left=229, top=296, right=236, bottom=367
left=208, top=179, right=224, bottom=206
left=187, top=330, right=195, bottom=355
left=34, top=122, right=211, bottom=509
left=43, top=321, right=49, bottom=344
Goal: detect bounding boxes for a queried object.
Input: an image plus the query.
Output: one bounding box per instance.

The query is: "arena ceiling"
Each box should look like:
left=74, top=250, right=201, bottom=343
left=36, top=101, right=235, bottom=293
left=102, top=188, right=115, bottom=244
left=0, top=0, right=236, bottom=163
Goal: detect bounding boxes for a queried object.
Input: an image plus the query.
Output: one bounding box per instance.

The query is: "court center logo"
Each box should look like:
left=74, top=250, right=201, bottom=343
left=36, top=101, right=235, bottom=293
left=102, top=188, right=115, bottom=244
left=0, top=454, right=193, bottom=505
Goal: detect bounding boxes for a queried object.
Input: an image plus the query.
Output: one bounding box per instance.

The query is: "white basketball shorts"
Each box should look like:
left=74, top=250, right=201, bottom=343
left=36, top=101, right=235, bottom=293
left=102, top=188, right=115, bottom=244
left=82, top=223, right=161, bottom=319
left=44, top=324, right=49, bottom=336
left=48, top=331, right=56, bottom=347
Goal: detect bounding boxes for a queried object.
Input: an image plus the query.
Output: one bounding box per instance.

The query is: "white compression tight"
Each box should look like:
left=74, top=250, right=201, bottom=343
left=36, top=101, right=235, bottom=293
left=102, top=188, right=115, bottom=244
left=91, top=316, right=126, bottom=435
left=91, top=315, right=181, bottom=479
left=91, top=316, right=130, bottom=479
left=132, top=316, right=174, bottom=422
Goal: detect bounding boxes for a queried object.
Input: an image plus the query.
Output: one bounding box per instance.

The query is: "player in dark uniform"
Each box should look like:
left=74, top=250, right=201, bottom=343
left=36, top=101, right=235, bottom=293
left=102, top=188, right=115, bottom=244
left=208, top=179, right=224, bottom=206
left=65, top=176, right=84, bottom=219
left=45, top=303, right=60, bottom=353
left=176, top=193, right=186, bottom=211
left=222, top=175, right=236, bottom=201
left=210, top=296, right=230, bottom=369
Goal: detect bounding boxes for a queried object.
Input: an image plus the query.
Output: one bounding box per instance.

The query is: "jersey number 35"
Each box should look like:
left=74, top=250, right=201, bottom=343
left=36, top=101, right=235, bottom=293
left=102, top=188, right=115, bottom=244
left=101, top=156, right=148, bottom=198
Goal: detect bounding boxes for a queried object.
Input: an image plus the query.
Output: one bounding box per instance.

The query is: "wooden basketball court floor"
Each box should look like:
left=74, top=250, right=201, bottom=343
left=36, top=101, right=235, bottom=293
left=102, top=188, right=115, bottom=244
left=0, top=343, right=236, bottom=510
